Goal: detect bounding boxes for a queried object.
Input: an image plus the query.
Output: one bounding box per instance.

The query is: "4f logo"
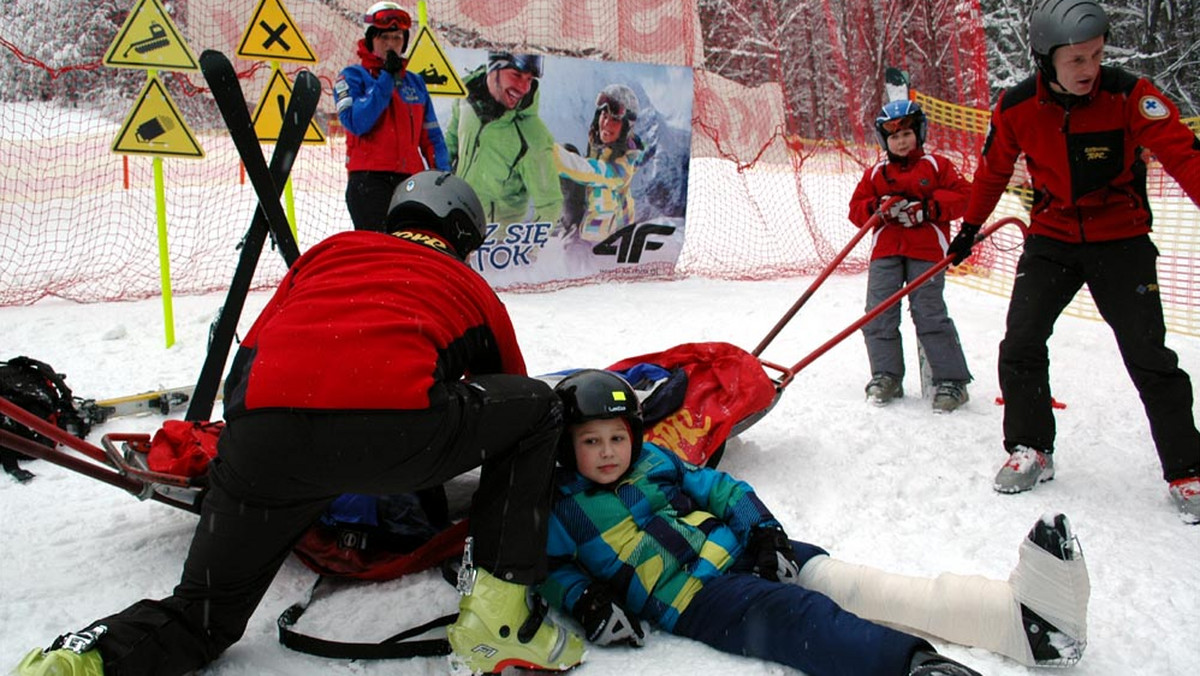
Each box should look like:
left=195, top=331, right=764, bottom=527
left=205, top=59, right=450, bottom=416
left=593, top=223, right=676, bottom=263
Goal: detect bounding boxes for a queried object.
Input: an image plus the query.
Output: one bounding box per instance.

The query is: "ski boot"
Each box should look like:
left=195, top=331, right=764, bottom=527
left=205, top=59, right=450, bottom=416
left=15, top=626, right=106, bottom=676
left=1015, top=513, right=1088, bottom=667
left=931, top=381, right=968, bottom=413
left=447, top=540, right=585, bottom=674
left=865, top=374, right=903, bottom=406
left=1168, top=476, right=1200, bottom=524
left=908, top=650, right=981, bottom=676
left=993, top=445, right=1054, bottom=494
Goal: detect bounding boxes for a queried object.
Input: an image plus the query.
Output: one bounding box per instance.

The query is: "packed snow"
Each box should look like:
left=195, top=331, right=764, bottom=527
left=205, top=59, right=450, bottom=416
left=2, top=268, right=1199, bottom=675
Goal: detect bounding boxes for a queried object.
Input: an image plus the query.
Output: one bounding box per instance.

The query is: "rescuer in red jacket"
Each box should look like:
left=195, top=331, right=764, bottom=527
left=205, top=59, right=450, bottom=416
left=950, top=0, right=1200, bottom=524
left=16, top=172, right=585, bottom=676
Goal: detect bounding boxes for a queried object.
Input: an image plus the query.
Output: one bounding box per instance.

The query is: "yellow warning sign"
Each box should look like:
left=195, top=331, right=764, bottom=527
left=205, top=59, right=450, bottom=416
left=237, top=0, right=318, bottom=64
left=112, top=76, right=205, bottom=159
left=406, top=25, right=466, bottom=97
left=251, top=69, right=327, bottom=145
left=104, top=0, right=199, bottom=71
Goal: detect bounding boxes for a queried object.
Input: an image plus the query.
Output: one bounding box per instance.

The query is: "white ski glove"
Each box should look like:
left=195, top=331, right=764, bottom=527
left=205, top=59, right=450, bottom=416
left=895, top=199, right=925, bottom=227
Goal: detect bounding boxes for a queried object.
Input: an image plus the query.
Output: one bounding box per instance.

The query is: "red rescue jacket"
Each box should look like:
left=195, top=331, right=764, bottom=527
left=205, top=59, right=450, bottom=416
left=964, top=67, right=1200, bottom=242
left=223, top=231, right=525, bottom=417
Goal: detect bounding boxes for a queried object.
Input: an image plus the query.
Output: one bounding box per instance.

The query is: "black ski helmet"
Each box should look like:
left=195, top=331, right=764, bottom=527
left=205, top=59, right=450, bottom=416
left=386, top=171, right=486, bottom=259
left=874, top=99, right=926, bottom=150
left=363, top=2, right=412, bottom=54
left=1029, top=0, right=1109, bottom=85
left=553, top=369, right=644, bottom=470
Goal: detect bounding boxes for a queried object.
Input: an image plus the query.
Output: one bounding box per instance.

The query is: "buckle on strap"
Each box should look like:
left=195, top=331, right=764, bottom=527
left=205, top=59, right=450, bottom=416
left=455, top=536, right=477, bottom=596
left=50, top=625, right=107, bottom=655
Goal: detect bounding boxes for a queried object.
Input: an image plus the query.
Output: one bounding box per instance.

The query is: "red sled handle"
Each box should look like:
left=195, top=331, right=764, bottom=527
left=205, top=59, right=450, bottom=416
left=778, top=216, right=1025, bottom=384
left=0, top=395, right=199, bottom=512
left=752, top=196, right=902, bottom=357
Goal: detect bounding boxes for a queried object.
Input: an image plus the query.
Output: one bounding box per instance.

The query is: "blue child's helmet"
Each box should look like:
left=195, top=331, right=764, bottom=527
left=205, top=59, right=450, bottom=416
left=873, top=99, right=927, bottom=151
left=553, top=369, right=644, bottom=471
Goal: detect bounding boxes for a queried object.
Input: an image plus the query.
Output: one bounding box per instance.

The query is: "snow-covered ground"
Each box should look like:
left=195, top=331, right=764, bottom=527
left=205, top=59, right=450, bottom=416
left=2, top=271, right=1199, bottom=675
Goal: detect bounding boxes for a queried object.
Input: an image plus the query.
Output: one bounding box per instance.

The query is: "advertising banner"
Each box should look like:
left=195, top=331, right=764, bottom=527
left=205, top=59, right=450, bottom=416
left=433, top=50, right=694, bottom=287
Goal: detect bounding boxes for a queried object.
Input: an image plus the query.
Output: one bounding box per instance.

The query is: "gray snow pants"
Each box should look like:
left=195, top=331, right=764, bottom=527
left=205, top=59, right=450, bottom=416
left=862, top=256, right=971, bottom=382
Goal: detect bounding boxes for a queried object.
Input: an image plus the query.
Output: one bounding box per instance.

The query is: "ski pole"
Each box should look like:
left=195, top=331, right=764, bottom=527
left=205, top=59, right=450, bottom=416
left=752, top=196, right=902, bottom=357
left=781, top=217, right=1021, bottom=379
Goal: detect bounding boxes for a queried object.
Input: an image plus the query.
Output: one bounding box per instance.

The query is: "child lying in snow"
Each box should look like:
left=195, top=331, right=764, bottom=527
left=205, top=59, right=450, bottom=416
left=540, top=369, right=1089, bottom=675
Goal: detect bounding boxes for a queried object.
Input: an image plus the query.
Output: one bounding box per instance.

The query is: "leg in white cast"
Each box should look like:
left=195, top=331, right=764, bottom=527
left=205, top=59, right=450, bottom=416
left=796, top=512, right=1088, bottom=668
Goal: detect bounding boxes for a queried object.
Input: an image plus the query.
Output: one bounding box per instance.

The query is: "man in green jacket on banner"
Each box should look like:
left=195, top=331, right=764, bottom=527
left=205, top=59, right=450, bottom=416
left=447, top=51, right=563, bottom=235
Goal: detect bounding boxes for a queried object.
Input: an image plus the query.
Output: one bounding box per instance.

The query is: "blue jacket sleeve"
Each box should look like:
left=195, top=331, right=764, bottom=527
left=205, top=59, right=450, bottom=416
left=335, top=65, right=394, bottom=137
left=418, top=81, right=451, bottom=171
left=668, top=445, right=778, bottom=538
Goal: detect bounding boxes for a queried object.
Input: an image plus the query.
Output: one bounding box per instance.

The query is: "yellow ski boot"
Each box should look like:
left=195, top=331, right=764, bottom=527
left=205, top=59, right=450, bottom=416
left=447, top=541, right=585, bottom=674
left=14, top=627, right=106, bottom=676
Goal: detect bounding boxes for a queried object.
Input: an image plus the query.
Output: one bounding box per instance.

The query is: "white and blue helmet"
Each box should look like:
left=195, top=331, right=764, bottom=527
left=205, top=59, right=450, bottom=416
left=874, top=100, right=927, bottom=150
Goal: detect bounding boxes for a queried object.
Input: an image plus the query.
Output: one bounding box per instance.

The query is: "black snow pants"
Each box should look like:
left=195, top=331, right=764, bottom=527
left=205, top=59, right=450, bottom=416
left=998, top=234, right=1200, bottom=481
left=85, top=373, right=561, bottom=676
left=345, top=170, right=409, bottom=232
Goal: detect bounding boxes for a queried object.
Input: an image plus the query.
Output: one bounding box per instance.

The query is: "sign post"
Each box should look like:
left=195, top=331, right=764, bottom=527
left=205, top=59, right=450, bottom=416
left=104, top=0, right=202, bottom=348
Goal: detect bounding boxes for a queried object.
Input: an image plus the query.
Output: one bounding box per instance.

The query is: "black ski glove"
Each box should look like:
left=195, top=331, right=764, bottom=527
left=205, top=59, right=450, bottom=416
left=750, top=525, right=801, bottom=583
left=573, top=584, right=646, bottom=647
left=383, top=50, right=404, bottom=75
left=947, top=222, right=981, bottom=265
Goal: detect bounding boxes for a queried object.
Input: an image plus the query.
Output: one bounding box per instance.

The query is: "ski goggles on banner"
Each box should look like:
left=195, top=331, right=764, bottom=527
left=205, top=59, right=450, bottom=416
left=365, top=7, right=412, bottom=31
left=880, top=115, right=917, bottom=134
left=490, top=53, right=544, bottom=77
left=597, top=99, right=635, bottom=121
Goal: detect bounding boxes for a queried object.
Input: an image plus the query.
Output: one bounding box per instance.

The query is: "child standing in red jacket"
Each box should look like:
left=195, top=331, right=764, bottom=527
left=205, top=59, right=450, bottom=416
left=848, top=100, right=974, bottom=412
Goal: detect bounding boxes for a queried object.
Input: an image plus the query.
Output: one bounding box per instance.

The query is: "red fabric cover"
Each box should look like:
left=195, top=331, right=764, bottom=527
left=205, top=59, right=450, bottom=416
left=608, top=342, right=777, bottom=465
left=292, top=518, right=469, bottom=581
left=146, top=420, right=223, bottom=477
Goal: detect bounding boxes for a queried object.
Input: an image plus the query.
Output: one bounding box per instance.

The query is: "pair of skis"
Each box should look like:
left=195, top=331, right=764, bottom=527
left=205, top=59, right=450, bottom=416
left=77, top=51, right=319, bottom=426
left=185, top=51, right=322, bottom=423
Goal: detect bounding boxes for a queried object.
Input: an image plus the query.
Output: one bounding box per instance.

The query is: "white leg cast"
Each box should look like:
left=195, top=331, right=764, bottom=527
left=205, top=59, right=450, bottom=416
left=798, top=556, right=1031, bottom=664
left=797, top=525, right=1089, bottom=668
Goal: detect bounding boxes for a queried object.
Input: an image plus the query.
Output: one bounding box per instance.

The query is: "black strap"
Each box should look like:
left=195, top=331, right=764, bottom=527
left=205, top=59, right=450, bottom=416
left=277, top=576, right=455, bottom=659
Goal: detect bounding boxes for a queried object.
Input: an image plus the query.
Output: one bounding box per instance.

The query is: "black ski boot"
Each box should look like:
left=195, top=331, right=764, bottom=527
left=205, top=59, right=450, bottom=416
left=908, top=650, right=981, bottom=676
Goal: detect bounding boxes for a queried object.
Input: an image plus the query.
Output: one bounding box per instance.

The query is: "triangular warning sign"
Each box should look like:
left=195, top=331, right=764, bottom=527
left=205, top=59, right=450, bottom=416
left=251, top=69, right=327, bottom=145
left=104, top=0, right=200, bottom=71
left=237, top=0, right=318, bottom=64
left=112, top=76, right=205, bottom=159
left=406, top=26, right=466, bottom=97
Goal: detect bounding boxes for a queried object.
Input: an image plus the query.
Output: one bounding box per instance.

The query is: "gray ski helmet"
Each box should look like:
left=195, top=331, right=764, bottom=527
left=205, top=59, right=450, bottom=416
left=595, top=84, right=639, bottom=122
left=1030, top=0, right=1109, bottom=56
left=386, top=171, right=486, bottom=258
left=553, top=369, right=644, bottom=470
left=874, top=99, right=926, bottom=150
left=1029, top=1, right=1109, bottom=81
